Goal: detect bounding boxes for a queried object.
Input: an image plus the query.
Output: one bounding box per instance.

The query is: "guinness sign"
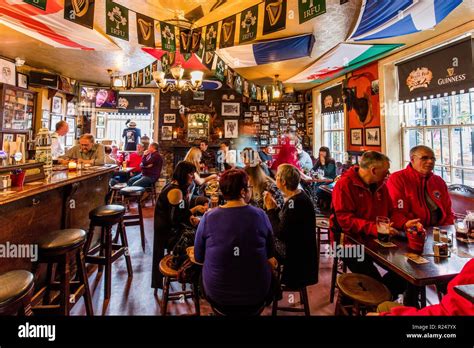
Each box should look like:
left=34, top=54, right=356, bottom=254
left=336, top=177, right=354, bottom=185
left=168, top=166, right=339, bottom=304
left=64, top=0, right=95, bottom=29
left=136, top=13, right=155, bottom=47
left=263, top=0, right=287, bottom=35
left=219, top=15, right=236, bottom=49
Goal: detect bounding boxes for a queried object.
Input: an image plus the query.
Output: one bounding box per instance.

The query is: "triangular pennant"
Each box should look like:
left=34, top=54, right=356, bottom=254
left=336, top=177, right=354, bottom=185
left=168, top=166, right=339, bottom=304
left=234, top=74, right=243, bottom=94
left=243, top=80, right=250, bottom=98
left=205, top=22, right=218, bottom=52
left=226, top=68, right=234, bottom=88
left=215, top=56, right=226, bottom=82
left=239, top=4, right=258, bottom=44
left=250, top=83, right=257, bottom=100
left=191, top=28, right=202, bottom=53
left=180, top=28, right=192, bottom=54
left=263, top=0, right=286, bottom=35
left=219, top=15, right=236, bottom=49
left=203, top=50, right=216, bottom=71
left=64, top=0, right=95, bottom=29
left=136, top=13, right=155, bottom=47
left=160, top=21, right=176, bottom=51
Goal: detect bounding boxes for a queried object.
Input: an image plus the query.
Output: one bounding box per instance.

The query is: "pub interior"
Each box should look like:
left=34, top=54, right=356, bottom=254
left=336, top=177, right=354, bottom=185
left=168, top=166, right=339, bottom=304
left=0, top=0, right=474, bottom=325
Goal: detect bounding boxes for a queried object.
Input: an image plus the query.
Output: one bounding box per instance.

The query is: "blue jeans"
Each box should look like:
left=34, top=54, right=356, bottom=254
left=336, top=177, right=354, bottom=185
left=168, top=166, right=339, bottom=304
left=128, top=174, right=155, bottom=188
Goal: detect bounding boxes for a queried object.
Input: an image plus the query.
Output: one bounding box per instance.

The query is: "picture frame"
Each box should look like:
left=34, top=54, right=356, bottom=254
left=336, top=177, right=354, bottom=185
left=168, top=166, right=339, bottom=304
left=270, top=137, right=278, bottom=145
left=259, top=105, right=266, bottom=111
left=0, top=58, right=16, bottom=85
left=261, top=125, right=269, bottom=131
left=170, top=95, right=181, bottom=109
left=253, top=115, right=260, bottom=123
left=50, top=114, right=62, bottom=132
left=161, top=126, right=173, bottom=140
left=350, top=128, right=363, bottom=146
left=66, top=102, right=76, bottom=116
left=244, top=112, right=252, bottom=118
left=268, top=105, right=276, bottom=111
left=365, top=127, right=381, bottom=146
left=163, top=113, right=176, bottom=124
left=193, top=91, right=205, bottom=100
left=261, top=112, right=268, bottom=118
left=65, top=134, right=74, bottom=147
left=66, top=117, right=76, bottom=132
left=96, top=128, right=105, bottom=139
left=221, top=102, right=240, bottom=117
left=96, top=115, right=105, bottom=127
left=224, top=119, right=238, bottom=138
left=52, top=96, right=63, bottom=114
left=278, top=110, right=284, bottom=117
left=250, top=106, right=257, bottom=111
left=16, top=72, right=28, bottom=89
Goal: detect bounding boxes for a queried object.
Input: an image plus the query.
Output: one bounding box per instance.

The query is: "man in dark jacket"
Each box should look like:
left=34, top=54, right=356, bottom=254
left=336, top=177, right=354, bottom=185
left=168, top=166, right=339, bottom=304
left=128, top=142, right=162, bottom=188
left=122, top=120, right=141, bottom=151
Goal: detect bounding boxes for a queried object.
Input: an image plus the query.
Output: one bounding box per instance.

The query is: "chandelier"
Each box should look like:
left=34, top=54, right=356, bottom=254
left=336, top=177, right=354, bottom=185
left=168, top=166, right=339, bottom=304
left=152, top=64, right=204, bottom=93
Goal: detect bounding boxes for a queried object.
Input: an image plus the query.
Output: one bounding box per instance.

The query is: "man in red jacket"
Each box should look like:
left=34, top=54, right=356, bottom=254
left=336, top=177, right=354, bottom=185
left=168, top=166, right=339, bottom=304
left=330, top=151, right=419, bottom=296
left=387, top=145, right=454, bottom=228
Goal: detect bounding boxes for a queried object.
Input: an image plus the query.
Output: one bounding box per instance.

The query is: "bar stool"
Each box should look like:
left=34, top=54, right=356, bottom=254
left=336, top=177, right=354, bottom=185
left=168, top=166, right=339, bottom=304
left=335, top=273, right=391, bottom=316
left=120, top=186, right=146, bottom=252
left=159, top=254, right=200, bottom=316
left=272, top=266, right=311, bottom=316
left=108, top=183, right=127, bottom=204
left=84, top=205, right=133, bottom=302
left=316, top=215, right=330, bottom=255
left=0, top=270, right=34, bottom=315
left=32, top=229, right=93, bottom=316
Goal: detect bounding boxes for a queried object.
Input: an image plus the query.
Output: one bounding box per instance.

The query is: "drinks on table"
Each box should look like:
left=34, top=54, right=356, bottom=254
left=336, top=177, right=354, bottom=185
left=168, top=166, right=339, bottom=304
left=376, top=216, right=391, bottom=243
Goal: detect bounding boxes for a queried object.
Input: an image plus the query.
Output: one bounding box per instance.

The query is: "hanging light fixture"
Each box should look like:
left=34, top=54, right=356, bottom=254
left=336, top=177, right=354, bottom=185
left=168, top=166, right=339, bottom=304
left=107, top=69, right=123, bottom=89
left=272, top=74, right=283, bottom=100
left=152, top=64, right=204, bottom=93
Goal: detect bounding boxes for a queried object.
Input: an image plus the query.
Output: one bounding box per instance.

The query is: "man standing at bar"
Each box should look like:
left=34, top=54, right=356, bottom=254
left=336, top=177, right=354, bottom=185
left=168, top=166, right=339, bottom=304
left=128, top=142, right=162, bottom=189
left=199, top=139, right=215, bottom=170
left=51, top=120, right=69, bottom=160
left=59, top=133, right=105, bottom=165
left=387, top=145, right=454, bottom=228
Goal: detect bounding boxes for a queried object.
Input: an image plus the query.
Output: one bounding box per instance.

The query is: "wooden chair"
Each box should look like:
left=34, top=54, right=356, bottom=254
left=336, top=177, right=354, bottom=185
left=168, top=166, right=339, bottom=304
left=0, top=270, right=34, bottom=316
left=272, top=265, right=311, bottom=316
left=316, top=215, right=330, bottom=256
left=448, top=184, right=474, bottom=219
left=329, top=232, right=346, bottom=303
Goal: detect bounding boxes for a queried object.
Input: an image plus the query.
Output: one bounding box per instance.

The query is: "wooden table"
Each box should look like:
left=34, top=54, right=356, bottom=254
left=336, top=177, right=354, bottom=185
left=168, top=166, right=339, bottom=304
left=346, top=225, right=473, bottom=307
left=454, top=284, right=474, bottom=303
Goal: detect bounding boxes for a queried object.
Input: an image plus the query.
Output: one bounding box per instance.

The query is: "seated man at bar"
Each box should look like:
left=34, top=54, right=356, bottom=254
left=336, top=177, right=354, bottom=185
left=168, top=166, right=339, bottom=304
left=128, top=142, right=162, bottom=188
left=330, top=151, right=420, bottom=297
left=59, top=133, right=105, bottom=165
left=387, top=145, right=454, bottom=228
left=199, top=139, right=216, bottom=170
left=51, top=120, right=69, bottom=160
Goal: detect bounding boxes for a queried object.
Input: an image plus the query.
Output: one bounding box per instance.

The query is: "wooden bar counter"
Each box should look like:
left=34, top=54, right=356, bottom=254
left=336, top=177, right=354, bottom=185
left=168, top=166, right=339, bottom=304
left=0, top=165, right=116, bottom=274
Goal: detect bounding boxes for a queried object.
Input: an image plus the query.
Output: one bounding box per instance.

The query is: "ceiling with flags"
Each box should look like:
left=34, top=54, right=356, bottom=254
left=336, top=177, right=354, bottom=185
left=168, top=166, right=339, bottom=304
left=0, top=0, right=472, bottom=90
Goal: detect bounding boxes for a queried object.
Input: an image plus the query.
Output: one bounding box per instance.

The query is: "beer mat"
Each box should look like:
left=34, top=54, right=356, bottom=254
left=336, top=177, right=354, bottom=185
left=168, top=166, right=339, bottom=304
left=455, top=250, right=474, bottom=258
left=404, top=253, right=430, bottom=264
left=456, top=237, right=474, bottom=244
left=374, top=240, right=397, bottom=248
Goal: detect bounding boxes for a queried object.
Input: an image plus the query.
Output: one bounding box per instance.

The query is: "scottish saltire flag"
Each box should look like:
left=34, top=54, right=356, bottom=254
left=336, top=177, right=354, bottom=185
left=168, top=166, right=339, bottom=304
left=0, top=0, right=117, bottom=50
left=285, top=43, right=402, bottom=83
left=348, top=0, right=463, bottom=41
left=216, top=34, right=314, bottom=68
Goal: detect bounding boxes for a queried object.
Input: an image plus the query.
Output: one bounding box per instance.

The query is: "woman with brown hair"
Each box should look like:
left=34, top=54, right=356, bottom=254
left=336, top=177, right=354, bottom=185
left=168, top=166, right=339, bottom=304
left=244, top=164, right=284, bottom=210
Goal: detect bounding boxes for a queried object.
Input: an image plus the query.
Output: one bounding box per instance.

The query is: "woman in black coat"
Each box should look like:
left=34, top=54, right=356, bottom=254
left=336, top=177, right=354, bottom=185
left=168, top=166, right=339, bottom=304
left=264, top=164, right=318, bottom=289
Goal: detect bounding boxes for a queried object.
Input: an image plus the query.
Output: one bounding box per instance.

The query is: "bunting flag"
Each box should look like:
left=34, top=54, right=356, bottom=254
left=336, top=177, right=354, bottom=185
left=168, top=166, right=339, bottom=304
left=191, top=27, right=202, bottom=53
left=160, top=21, right=176, bottom=51
left=284, top=43, right=402, bottom=83
left=215, top=56, right=226, bottom=81
left=144, top=64, right=152, bottom=84
left=125, top=74, right=131, bottom=89
left=256, top=86, right=262, bottom=101
left=226, top=68, right=234, bottom=88
left=131, top=72, right=137, bottom=88
left=262, top=86, right=268, bottom=102
left=0, top=0, right=117, bottom=50
left=234, top=74, right=243, bottom=94
left=151, top=60, right=158, bottom=73
left=239, top=4, right=258, bottom=44
left=348, top=0, right=462, bottom=41
left=136, top=13, right=155, bottom=47
left=106, top=0, right=129, bottom=41
left=142, top=48, right=206, bottom=70
left=263, top=0, right=286, bottom=35
left=243, top=79, right=250, bottom=97
left=250, top=82, right=257, bottom=99
left=298, top=0, right=326, bottom=24
left=161, top=53, right=170, bottom=74
left=196, top=37, right=205, bottom=59
left=137, top=69, right=144, bottom=86
left=202, top=50, right=216, bottom=71
left=219, top=15, right=236, bottom=48
left=23, top=0, right=47, bottom=10
left=179, top=28, right=192, bottom=53
left=217, top=34, right=314, bottom=68
left=205, top=22, right=218, bottom=52
left=64, top=0, right=95, bottom=29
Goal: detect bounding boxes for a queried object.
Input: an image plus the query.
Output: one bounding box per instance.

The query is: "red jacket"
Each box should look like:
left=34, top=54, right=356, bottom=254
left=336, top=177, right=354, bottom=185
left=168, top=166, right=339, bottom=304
left=330, top=166, right=406, bottom=239
left=386, top=164, right=454, bottom=227
left=381, top=259, right=474, bottom=316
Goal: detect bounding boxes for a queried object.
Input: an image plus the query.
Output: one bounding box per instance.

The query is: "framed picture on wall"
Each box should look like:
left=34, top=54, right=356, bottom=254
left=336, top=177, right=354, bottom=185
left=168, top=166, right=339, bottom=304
left=16, top=72, right=28, bottom=89
left=365, top=127, right=381, bottom=146
left=66, top=102, right=76, bottom=116
left=350, top=128, right=363, bottom=146
left=66, top=117, right=76, bottom=131
left=52, top=96, right=63, bottom=114
left=0, top=58, right=15, bottom=85
left=163, top=114, right=176, bottom=124
left=170, top=95, right=181, bottom=109
left=222, top=102, right=240, bottom=117
left=193, top=91, right=205, bottom=100
left=96, top=128, right=105, bottom=139
left=50, top=114, right=62, bottom=131
left=250, top=106, right=257, bottom=111
left=162, top=126, right=173, bottom=140
left=96, top=115, right=105, bottom=127
left=224, top=119, right=238, bottom=138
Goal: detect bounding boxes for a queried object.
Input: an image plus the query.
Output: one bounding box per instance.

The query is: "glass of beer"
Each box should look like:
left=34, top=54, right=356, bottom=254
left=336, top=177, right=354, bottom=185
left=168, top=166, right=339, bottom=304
left=376, top=216, right=391, bottom=243
left=210, top=194, right=219, bottom=209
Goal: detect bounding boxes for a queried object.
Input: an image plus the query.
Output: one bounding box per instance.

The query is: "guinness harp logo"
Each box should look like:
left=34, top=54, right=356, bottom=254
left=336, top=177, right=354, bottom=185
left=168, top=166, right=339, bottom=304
left=222, top=21, right=234, bottom=43
left=205, top=51, right=214, bottom=65
left=180, top=31, right=191, bottom=50
left=72, top=0, right=89, bottom=17
left=266, top=0, right=283, bottom=26
left=138, top=19, right=152, bottom=40
left=192, top=31, right=201, bottom=50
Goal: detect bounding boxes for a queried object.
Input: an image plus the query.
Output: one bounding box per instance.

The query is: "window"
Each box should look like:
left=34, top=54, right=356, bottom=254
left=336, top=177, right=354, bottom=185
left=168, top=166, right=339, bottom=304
left=104, top=112, right=154, bottom=147
left=400, top=89, right=474, bottom=186
left=322, top=110, right=345, bottom=163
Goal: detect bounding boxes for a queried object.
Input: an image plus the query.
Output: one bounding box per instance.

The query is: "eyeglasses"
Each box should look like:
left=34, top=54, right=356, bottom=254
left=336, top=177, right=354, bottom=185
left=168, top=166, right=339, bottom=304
left=414, top=155, right=436, bottom=162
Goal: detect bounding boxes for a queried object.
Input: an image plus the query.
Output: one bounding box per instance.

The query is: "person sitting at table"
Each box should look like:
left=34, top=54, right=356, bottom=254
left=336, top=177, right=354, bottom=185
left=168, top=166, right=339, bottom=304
left=258, top=146, right=273, bottom=168
left=296, top=142, right=313, bottom=174
left=330, top=151, right=420, bottom=297
left=184, top=147, right=218, bottom=205
left=264, top=164, right=318, bottom=290
left=104, top=145, right=117, bottom=165
left=217, top=141, right=236, bottom=172
left=387, top=145, right=454, bottom=228
left=245, top=164, right=284, bottom=210
left=127, top=142, right=148, bottom=175
left=312, top=146, right=337, bottom=184
left=199, top=139, right=216, bottom=170
left=240, top=147, right=271, bottom=176
left=59, top=133, right=105, bottom=166
left=372, top=259, right=474, bottom=316
left=194, top=169, right=278, bottom=315
left=152, top=161, right=208, bottom=290
left=128, top=142, right=162, bottom=189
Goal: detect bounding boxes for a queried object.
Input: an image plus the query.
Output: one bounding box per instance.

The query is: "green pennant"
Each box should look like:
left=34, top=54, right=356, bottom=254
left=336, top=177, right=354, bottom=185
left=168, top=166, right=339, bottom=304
left=234, top=74, right=243, bottom=94
left=203, top=50, right=215, bottom=71
left=205, top=22, right=218, bottom=52
left=64, top=0, right=95, bottom=29
left=23, top=0, right=47, bottom=10
left=106, top=0, right=129, bottom=41
left=239, top=4, right=258, bottom=44
left=298, top=0, right=326, bottom=24
left=144, top=65, right=152, bottom=85
left=219, top=15, right=236, bottom=49
left=215, top=57, right=226, bottom=82
left=160, top=22, right=176, bottom=52
left=250, top=83, right=257, bottom=100
left=161, top=54, right=170, bottom=75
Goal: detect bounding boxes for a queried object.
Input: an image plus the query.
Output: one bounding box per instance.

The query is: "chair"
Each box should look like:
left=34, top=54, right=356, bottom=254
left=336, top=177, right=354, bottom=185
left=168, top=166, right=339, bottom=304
left=329, top=232, right=347, bottom=303
left=316, top=215, right=330, bottom=256
left=335, top=273, right=391, bottom=316
left=158, top=254, right=200, bottom=316
left=108, top=183, right=127, bottom=205
left=272, top=265, right=311, bottom=316
left=448, top=184, right=474, bottom=219
left=31, top=229, right=93, bottom=316
left=120, top=186, right=146, bottom=252
left=0, top=270, right=34, bottom=315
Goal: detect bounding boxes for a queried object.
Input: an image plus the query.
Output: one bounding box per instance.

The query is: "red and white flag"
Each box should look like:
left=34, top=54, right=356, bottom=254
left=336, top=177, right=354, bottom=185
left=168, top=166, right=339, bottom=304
left=0, top=0, right=117, bottom=50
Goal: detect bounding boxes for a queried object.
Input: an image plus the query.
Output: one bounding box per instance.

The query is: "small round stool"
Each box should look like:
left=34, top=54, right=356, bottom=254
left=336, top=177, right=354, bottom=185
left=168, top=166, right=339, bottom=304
left=109, top=183, right=127, bottom=204
left=84, top=205, right=133, bottom=303
left=120, top=186, right=146, bottom=252
left=0, top=270, right=34, bottom=315
left=159, top=255, right=200, bottom=316
left=335, top=273, right=391, bottom=316
left=32, top=229, right=93, bottom=316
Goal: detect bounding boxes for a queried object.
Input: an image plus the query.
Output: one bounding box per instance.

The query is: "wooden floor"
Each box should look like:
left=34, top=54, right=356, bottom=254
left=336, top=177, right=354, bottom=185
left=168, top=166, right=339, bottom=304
left=71, top=202, right=438, bottom=316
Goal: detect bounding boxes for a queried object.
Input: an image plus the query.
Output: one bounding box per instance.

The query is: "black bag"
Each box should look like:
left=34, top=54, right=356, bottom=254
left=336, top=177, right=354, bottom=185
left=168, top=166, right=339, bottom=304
left=170, top=226, right=196, bottom=270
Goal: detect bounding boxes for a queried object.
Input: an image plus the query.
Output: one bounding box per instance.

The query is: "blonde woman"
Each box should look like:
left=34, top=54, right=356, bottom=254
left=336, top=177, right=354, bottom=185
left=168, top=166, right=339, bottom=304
left=184, top=147, right=218, bottom=186
left=245, top=164, right=284, bottom=210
